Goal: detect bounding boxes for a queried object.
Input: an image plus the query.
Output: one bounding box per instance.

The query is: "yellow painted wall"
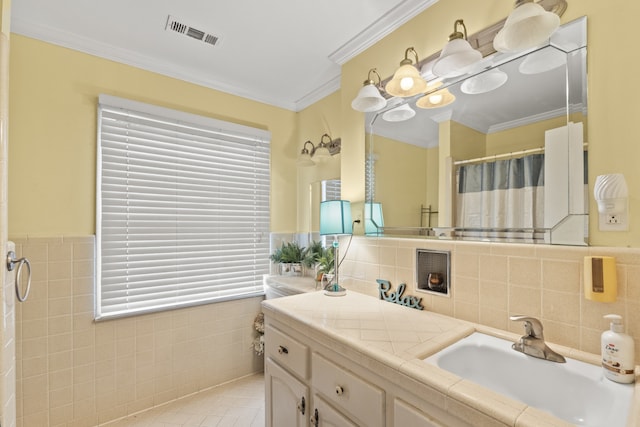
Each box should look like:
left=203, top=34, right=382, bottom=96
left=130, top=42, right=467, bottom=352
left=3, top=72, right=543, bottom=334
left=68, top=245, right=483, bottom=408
left=341, top=0, right=640, bottom=247
left=8, top=35, right=298, bottom=235
left=296, top=91, right=341, bottom=232
left=373, top=135, right=431, bottom=227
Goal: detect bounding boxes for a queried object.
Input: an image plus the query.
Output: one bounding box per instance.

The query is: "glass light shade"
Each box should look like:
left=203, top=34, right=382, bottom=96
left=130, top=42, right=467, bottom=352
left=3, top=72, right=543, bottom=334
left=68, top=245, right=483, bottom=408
left=312, top=145, right=331, bottom=162
left=432, top=38, right=482, bottom=78
left=320, top=200, right=353, bottom=235
left=385, top=64, right=427, bottom=97
left=416, top=88, right=456, bottom=109
left=493, top=2, right=560, bottom=53
left=461, top=69, right=508, bottom=94
left=296, top=151, right=315, bottom=167
left=382, top=104, right=415, bottom=122
left=351, top=83, right=387, bottom=112
left=364, top=202, right=384, bottom=235
left=518, top=47, right=566, bottom=74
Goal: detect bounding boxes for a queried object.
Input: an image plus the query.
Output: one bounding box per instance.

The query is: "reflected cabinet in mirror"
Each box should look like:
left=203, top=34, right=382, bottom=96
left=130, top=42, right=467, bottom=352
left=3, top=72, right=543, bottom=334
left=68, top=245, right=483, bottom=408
left=366, top=17, right=587, bottom=245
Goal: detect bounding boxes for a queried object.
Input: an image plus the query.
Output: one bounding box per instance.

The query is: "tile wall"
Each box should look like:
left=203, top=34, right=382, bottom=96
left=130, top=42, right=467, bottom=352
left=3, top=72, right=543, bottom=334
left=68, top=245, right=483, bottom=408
left=340, top=236, right=640, bottom=362
left=12, top=236, right=264, bottom=427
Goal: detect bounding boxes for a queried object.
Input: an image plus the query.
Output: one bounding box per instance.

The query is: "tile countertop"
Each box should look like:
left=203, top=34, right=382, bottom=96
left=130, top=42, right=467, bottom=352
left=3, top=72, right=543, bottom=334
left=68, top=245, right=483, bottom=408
left=262, top=290, right=640, bottom=427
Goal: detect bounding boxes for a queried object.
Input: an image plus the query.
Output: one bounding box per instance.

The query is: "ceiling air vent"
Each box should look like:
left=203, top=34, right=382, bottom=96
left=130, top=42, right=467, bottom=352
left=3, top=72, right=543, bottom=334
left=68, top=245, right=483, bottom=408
left=165, top=15, right=223, bottom=47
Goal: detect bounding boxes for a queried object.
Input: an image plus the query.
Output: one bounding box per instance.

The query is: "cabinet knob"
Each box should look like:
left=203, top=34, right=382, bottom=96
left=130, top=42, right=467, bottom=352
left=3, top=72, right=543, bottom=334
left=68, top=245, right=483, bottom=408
left=310, top=408, right=319, bottom=426
left=278, top=345, right=289, bottom=355
left=335, top=385, right=344, bottom=396
left=297, top=396, right=305, bottom=415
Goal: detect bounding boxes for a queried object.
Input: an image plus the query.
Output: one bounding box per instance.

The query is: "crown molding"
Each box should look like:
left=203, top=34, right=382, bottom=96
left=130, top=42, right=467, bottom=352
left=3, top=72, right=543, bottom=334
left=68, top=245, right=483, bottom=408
left=328, top=0, right=439, bottom=65
left=11, top=17, right=299, bottom=111
left=294, top=75, right=341, bottom=111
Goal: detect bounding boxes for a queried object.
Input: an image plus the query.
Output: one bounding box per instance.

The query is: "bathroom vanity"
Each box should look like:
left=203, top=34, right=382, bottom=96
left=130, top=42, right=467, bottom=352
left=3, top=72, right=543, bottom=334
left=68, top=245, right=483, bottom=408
left=262, top=291, right=639, bottom=427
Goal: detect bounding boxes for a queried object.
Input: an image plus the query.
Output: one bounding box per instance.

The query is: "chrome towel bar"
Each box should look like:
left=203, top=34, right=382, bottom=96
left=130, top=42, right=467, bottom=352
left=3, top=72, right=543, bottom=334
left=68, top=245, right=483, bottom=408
left=6, top=250, right=31, bottom=302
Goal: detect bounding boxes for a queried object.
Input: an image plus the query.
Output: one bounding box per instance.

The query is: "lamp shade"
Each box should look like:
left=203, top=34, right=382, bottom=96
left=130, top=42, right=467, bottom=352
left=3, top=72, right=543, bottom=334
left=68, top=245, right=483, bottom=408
left=493, top=2, right=560, bottom=53
left=351, top=83, right=387, bottom=112
left=364, top=202, right=384, bottom=235
left=296, top=153, right=314, bottom=167
left=432, top=38, right=482, bottom=78
left=312, top=145, right=331, bottom=162
left=382, top=103, right=415, bottom=122
left=385, top=64, right=427, bottom=98
left=320, top=200, right=353, bottom=235
left=416, top=88, right=456, bottom=109
left=518, top=47, right=566, bottom=74
left=461, top=69, right=508, bottom=94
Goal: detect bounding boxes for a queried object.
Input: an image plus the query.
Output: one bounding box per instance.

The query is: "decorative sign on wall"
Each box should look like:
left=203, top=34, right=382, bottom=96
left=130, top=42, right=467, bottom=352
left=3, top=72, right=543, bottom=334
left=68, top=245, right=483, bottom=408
left=377, top=279, right=423, bottom=310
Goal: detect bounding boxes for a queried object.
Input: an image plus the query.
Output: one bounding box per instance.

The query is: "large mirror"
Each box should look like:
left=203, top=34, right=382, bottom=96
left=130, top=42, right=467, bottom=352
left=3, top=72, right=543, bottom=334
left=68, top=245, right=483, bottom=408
left=366, top=17, right=587, bottom=245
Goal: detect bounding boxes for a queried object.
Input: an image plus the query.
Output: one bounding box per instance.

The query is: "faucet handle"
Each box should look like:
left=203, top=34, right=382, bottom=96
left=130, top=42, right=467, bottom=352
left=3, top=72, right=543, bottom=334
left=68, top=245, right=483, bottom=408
left=510, top=315, right=544, bottom=339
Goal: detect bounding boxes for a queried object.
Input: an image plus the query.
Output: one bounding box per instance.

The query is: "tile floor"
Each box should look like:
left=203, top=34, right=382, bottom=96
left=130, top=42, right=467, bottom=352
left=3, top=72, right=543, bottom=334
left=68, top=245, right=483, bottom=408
left=101, top=373, right=265, bottom=427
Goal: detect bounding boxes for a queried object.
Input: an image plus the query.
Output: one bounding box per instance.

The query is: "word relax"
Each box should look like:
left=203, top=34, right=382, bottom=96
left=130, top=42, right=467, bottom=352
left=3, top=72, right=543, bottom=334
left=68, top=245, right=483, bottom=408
left=377, top=279, right=423, bottom=310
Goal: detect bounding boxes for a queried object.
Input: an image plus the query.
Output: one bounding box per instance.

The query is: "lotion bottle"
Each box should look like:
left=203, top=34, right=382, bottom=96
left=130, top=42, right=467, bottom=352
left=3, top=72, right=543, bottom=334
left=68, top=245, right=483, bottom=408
left=601, top=314, right=635, bottom=384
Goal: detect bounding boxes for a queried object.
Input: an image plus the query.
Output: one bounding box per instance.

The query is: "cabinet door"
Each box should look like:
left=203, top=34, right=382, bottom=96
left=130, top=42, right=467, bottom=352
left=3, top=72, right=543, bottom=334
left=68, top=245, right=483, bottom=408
left=312, top=395, right=358, bottom=427
left=265, top=358, right=309, bottom=427
left=394, top=399, right=444, bottom=427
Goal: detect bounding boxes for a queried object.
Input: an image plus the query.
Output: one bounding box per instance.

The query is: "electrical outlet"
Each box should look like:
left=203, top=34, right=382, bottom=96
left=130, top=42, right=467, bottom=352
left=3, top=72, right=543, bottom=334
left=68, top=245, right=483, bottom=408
left=606, top=214, right=621, bottom=224
left=599, top=212, right=628, bottom=231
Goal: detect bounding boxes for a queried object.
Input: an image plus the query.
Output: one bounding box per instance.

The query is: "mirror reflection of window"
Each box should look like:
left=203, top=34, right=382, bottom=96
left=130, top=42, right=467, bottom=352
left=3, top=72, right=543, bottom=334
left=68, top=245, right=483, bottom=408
left=322, top=179, right=341, bottom=202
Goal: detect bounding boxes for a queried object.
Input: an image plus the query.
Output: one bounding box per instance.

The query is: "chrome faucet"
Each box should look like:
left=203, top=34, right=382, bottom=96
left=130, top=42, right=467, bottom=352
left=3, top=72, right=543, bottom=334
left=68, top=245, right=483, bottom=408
left=509, top=315, right=566, bottom=363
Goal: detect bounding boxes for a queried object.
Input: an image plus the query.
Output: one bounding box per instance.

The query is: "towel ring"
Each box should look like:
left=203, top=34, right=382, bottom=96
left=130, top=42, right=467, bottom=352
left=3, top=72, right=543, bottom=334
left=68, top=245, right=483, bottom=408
left=6, top=251, right=31, bottom=302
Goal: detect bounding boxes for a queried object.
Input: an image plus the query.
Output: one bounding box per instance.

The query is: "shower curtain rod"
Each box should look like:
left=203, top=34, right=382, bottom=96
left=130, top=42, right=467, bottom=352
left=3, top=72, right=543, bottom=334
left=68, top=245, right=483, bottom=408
left=454, top=147, right=544, bottom=166
left=454, top=143, right=588, bottom=166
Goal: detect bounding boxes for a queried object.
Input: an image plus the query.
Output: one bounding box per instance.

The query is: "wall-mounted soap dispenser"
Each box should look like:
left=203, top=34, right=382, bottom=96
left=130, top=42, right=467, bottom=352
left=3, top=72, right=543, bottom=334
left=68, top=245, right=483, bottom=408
left=584, top=256, right=617, bottom=302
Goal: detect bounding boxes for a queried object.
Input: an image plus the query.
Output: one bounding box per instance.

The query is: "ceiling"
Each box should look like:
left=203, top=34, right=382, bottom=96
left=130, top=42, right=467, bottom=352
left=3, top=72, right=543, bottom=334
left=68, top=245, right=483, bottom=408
left=10, top=0, right=438, bottom=111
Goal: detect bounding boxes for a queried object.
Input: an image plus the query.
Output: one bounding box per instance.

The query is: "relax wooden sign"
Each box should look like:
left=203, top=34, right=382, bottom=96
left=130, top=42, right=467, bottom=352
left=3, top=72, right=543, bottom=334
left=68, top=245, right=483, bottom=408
left=377, top=279, right=423, bottom=310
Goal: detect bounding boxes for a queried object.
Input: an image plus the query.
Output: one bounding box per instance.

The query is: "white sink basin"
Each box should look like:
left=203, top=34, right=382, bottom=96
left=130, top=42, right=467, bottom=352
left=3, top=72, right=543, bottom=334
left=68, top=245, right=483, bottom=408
left=424, top=332, right=634, bottom=426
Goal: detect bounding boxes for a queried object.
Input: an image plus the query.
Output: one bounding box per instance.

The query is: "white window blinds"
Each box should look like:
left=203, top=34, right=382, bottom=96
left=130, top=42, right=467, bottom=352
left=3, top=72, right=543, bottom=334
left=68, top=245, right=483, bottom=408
left=96, top=95, right=271, bottom=320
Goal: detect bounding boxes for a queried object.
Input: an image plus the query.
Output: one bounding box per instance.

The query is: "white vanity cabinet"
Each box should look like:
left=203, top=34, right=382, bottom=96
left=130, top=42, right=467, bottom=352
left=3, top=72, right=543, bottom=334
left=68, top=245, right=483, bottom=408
left=263, top=293, right=475, bottom=427
left=311, top=353, right=384, bottom=427
left=265, top=324, right=381, bottom=427
left=394, top=399, right=445, bottom=427
left=265, top=358, right=308, bottom=426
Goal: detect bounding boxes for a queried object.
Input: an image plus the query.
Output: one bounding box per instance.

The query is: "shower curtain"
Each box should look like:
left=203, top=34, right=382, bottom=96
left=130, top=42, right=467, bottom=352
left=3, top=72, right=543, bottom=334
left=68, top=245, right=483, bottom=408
left=456, top=154, right=545, bottom=229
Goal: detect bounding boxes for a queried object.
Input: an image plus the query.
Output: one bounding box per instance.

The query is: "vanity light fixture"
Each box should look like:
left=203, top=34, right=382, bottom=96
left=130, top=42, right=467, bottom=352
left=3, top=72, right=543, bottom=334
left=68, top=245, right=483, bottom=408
left=295, top=134, right=342, bottom=167
left=518, top=46, right=567, bottom=74
left=320, top=200, right=353, bottom=296
left=351, top=68, right=387, bottom=112
left=493, top=0, right=562, bottom=53
left=382, top=103, right=415, bottom=122
left=296, top=140, right=316, bottom=167
left=432, top=19, right=482, bottom=78
left=385, top=47, right=427, bottom=98
left=460, top=68, right=508, bottom=94
left=416, top=81, right=456, bottom=109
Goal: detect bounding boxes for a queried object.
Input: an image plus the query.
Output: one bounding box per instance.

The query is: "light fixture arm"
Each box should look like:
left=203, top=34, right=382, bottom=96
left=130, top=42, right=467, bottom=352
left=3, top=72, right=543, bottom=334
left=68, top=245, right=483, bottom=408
left=300, top=140, right=315, bottom=155
left=363, top=68, right=383, bottom=88
left=319, top=133, right=332, bottom=147
left=400, top=47, right=420, bottom=66
left=449, top=19, right=468, bottom=41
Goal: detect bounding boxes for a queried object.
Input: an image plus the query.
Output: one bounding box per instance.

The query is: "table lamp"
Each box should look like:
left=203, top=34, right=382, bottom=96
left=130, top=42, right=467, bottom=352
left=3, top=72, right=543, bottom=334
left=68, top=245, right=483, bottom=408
left=319, top=200, right=352, bottom=296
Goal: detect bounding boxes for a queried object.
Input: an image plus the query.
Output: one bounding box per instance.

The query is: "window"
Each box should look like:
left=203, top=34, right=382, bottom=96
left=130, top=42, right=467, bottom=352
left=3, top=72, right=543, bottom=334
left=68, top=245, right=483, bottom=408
left=96, top=95, right=271, bottom=320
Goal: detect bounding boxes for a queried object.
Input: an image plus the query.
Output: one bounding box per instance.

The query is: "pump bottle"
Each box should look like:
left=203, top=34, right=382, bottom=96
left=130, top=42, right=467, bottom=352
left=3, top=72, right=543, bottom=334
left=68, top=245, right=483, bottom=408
left=601, top=314, right=635, bottom=384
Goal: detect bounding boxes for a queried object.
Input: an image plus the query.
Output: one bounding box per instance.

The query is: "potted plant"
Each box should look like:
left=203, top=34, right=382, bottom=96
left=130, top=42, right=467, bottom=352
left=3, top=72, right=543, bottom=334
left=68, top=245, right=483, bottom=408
left=315, top=245, right=335, bottom=285
left=270, top=241, right=307, bottom=276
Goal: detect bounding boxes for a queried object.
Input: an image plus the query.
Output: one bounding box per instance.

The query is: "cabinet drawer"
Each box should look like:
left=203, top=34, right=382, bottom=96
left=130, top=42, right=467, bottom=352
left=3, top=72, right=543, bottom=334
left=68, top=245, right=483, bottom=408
left=265, top=326, right=309, bottom=379
left=312, top=352, right=384, bottom=427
